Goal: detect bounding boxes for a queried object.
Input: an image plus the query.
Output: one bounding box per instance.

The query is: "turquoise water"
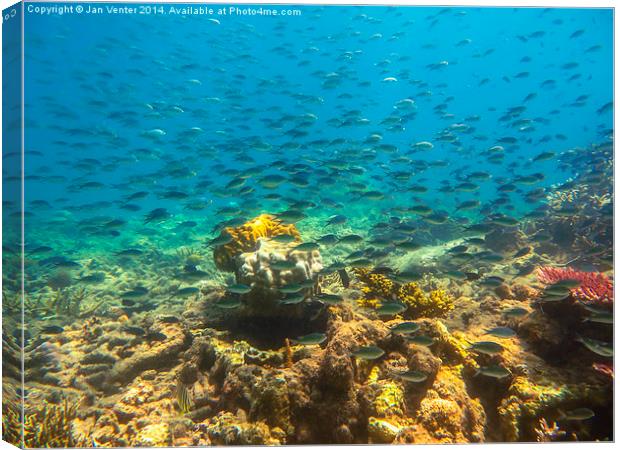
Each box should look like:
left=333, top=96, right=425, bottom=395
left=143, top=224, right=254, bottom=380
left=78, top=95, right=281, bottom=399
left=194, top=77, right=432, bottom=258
left=21, top=5, right=612, bottom=226
left=2, top=3, right=614, bottom=446
left=16, top=4, right=613, bottom=281
left=15, top=5, right=613, bottom=260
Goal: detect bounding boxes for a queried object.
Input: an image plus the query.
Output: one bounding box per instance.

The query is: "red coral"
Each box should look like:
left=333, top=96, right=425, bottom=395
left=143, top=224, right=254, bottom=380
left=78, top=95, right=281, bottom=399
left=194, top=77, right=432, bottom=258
left=592, top=362, right=614, bottom=379
left=537, top=266, right=613, bottom=305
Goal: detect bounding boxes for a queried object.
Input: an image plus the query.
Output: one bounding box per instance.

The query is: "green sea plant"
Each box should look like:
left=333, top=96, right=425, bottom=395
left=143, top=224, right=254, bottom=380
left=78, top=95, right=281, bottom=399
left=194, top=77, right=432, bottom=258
left=30, top=287, right=102, bottom=320
left=2, top=289, right=22, bottom=315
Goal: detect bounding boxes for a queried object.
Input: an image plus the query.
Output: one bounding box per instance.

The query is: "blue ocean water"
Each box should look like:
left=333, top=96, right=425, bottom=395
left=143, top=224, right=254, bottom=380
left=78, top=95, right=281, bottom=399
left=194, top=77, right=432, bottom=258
left=21, top=5, right=612, bottom=234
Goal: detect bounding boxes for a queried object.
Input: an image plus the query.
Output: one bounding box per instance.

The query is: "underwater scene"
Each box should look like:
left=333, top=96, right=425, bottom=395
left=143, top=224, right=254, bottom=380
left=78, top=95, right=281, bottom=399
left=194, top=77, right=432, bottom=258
left=1, top=2, right=614, bottom=446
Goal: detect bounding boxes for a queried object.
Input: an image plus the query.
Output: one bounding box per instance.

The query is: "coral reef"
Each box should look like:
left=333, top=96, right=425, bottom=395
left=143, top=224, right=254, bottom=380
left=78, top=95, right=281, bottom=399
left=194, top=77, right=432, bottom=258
left=528, top=150, right=613, bottom=271
left=8, top=214, right=612, bottom=446
left=200, top=411, right=280, bottom=445
left=10, top=274, right=613, bottom=446
left=427, top=320, right=478, bottom=372
left=483, top=228, right=527, bottom=255
left=13, top=399, right=91, bottom=448
left=534, top=418, right=570, bottom=442
left=404, top=286, right=454, bottom=318
left=134, top=423, right=171, bottom=446
left=234, top=238, right=323, bottom=315
left=6, top=7, right=614, bottom=446
left=8, top=285, right=103, bottom=321
left=353, top=269, right=454, bottom=318
left=2, top=392, right=22, bottom=448
left=213, top=214, right=301, bottom=272
left=415, top=366, right=486, bottom=443
left=105, top=319, right=193, bottom=388
left=537, top=266, right=613, bottom=305
left=497, top=375, right=608, bottom=442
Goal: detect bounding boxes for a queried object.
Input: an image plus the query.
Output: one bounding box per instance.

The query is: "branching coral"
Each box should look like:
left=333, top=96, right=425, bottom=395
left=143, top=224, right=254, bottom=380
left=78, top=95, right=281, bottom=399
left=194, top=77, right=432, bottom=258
left=213, top=214, right=301, bottom=271
left=546, top=180, right=612, bottom=212
left=534, top=418, right=568, bottom=442
left=537, top=266, right=613, bottom=305
left=41, top=287, right=102, bottom=319
left=18, top=399, right=90, bottom=448
left=2, top=289, right=65, bottom=317
left=353, top=269, right=454, bottom=318
left=355, top=269, right=394, bottom=299
left=592, top=362, right=614, bottom=379
left=2, top=289, right=22, bottom=315
left=357, top=296, right=382, bottom=309
left=400, top=284, right=454, bottom=318
left=2, top=400, right=22, bottom=448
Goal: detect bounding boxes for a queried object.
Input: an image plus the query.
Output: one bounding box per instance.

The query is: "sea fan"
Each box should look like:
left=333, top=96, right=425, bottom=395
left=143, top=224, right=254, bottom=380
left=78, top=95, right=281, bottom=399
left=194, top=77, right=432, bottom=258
left=537, top=266, right=613, bottom=305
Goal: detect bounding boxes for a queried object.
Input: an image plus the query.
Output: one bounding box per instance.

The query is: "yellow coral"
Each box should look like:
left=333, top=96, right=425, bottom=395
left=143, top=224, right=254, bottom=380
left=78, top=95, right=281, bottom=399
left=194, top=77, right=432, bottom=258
left=497, top=375, right=607, bottom=442
left=2, top=402, right=22, bottom=448
left=353, top=269, right=454, bottom=318
left=426, top=321, right=479, bottom=376
left=134, top=423, right=170, bottom=447
left=428, top=289, right=453, bottom=312
left=399, top=284, right=454, bottom=318
left=17, top=399, right=90, bottom=448
left=373, top=381, right=406, bottom=418
left=367, top=365, right=381, bottom=384
left=213, top=214, right=301, bottom=271
left=368, top=417, right=401, bottom=443
left=415, top=366, right=486, bottom=443
left=356, top=296, right=382, bottom=309
left=361, top=272, right=395, bottom=298
left=418, top=397, right=462, bottom=438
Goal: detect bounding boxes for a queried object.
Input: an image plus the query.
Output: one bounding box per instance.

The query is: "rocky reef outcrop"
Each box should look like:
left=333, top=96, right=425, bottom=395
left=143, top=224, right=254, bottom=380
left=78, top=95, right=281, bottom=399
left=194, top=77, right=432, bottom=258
left=211, top=214, right=323, bottom=319
left=7, top=209, right=612, bottom=446
left=212, top=214, right=301, bottom=272
left=235, top=238, right=323, bottom=316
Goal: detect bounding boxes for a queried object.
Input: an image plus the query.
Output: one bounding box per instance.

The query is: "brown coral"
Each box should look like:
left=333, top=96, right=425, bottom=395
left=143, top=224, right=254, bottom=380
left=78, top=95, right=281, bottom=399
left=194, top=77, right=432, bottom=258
left=201, top=411, right=280, bottom=445
left=497, top=374, right=609, bottom=441
left=213, top=214, right=301, bottom=271
left=415, top=366, right=486, bottom=443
